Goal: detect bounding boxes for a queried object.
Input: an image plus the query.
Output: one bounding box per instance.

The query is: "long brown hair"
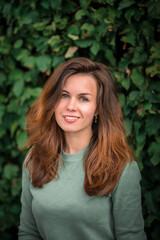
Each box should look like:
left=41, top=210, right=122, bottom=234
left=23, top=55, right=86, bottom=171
left=25, top=57, right=135, bottom=196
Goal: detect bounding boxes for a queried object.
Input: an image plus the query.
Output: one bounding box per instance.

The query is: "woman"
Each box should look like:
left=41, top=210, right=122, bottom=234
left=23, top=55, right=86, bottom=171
left=18, top=57, right=147, bottom=240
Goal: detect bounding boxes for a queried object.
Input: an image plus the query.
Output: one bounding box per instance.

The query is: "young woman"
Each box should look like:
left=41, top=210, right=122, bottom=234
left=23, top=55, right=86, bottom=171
left=18, top=57, right=147, bottom=240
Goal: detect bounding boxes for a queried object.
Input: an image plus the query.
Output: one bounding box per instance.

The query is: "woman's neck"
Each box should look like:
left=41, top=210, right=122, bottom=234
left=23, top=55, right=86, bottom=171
left=64, top=132, right=92, bottom=154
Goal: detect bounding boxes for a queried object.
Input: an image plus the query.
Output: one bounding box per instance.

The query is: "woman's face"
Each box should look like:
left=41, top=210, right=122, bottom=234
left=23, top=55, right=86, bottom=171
left=55, top=73, right=97, bottom=139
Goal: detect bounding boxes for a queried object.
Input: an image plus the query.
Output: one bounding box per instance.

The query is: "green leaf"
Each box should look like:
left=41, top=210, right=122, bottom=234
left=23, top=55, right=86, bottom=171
left=114, top=71, right=124, bottom=81
left=23, top=56, right=36, bottom=69
left=135, top=143, right=145, bottom=159
left=53, top=18, right=68, bottom=30
left=0, top=37, right=12, bottom=55
left=118, top=53, right=132, bottom=69
left=107, top=7, right=121, bottom=22
left=148, top=80, right=160, bottom=92
left=134, top=121, right=141, bottom=134
left=145, top=214, right=157, bottom=227
left=19, top=115, right=26, bottom=129
left=121, top=77, right=130, bottom=90
left=47, top=35, right=61, bottom=48
left=118, top=93, right=125, bottom=107
left=145, top=115, right=160, bottom=136
left=80, top=0, right=90, bottom=9
left=144, top=191, right=157, bottom=214
left=14, top=39, right=23, bottom=49
left=7, top=56, right=16, bottom=70
left=140, top=21, right=154, bottom=39
left=68, top=24, right=80, bottom=35
left=146, top=61, right=160, bottom=77
left=36, top=55, right=52, bottom=72
left=104, top=0, right=114, bottom=6
left=150, top=153, right=160, bottom=166
left=143, top=102, right=152, bottom=111
left=137, top=161, right=144, bottom=171
left=67, top=25, right=80, bottom=40
left=40, top=1, right=50, bottom=9
left=20, top=11, right=38, bottom=25
left=52, top=56, right=65, bottom=68
left=118, top=0, right=135, bottom=10
left=129, top=90, right=140, bottom=101
left=136, top=131, right=146, bottom=145
left=11, top=178, right=22, bottom=197
left=51, top=0, right=61, bottom=8
left=132, top=47, right=148, bottom=64
left=30, top=87, right=42, bottom=98
left=0, top=104, right=5, bottom=124
left=0, top=127, right=5, bottom=138
left=9, top=69, right=23, bottom=83
left=3, top=164, right=19, bottom=180
left=81, top=23, right=95, bottom=37
left=0, top=72, right=6, bottom=86
left=13, top=80, right=24, bottom=97
left=125, top=8, right=136, bottom=23
left=94, top=7, right=107, bottom=21
left=11, top=121, right=19, bottom=137
left=90, top=42, right=100, bottom=56
left=75, top=9, right=88, bottom=20
left=75, top=39, right=93, bottom=48
left=12, top=49, right=30, bottom=61
left=150, top=42, right=160, bottom=59
left=33, top=22, right=47, bottom=31
left=68, top=34, right=79, bottom=40
left=121, top=31, right=136, bottom=46
left=20, top=87, right=42, bottom=103
left=16, top=131, right=28, bottom=149
left=6, top=100, right=18, bottom=113
left=2, top=3, right=12, bottom=17
left=105, top=48, right=116, bottom=66
left=144, top=91, right=160, bottom=103
left=137, top=102, right=153, bottom=117
left=124, top=118, right=132, bottom=136
left=0, top=94, right=5, bottom=104
left=131, top=68, right=144, bottom=88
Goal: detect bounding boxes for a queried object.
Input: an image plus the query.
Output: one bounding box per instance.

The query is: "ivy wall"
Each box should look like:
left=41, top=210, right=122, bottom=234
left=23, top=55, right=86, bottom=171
left=0, top=0, right=160, bottom=239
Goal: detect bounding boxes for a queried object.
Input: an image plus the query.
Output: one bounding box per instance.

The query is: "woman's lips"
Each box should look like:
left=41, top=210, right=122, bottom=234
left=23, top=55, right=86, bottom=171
left=63, top=115, right=80, bottom=123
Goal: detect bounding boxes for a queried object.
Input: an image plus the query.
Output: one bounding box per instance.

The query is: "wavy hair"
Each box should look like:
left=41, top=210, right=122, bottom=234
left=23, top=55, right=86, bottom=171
left=25, top=57, right=135, bottom=196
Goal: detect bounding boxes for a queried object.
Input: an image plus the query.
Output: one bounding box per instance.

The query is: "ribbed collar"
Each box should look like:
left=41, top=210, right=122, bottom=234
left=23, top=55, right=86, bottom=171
left=62, top=145, right=88, bottom=162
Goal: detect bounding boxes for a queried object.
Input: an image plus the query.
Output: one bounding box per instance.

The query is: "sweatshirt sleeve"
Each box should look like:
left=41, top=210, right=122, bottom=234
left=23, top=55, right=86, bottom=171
left=18, top=159, right=43, bottom=240
left=112, top=161, right=147, bottom=240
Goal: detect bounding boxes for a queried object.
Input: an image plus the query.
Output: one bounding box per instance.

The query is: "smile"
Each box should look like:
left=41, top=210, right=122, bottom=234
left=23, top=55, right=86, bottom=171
left=64, top=116, right=79, bottom=119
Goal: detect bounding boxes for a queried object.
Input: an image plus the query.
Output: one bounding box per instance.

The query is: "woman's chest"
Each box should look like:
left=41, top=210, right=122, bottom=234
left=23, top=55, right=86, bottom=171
left=30, top=163, right=113, bottom=225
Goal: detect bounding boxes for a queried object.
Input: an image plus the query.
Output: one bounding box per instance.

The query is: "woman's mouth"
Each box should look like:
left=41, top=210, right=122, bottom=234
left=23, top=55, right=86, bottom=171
left=64, top=116, right=79, bottom=119
left=63, top=115, right=80, bottom=123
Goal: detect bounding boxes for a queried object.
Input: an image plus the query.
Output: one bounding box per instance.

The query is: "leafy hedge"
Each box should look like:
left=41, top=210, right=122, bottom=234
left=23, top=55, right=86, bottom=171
left=0, top=0, right=160, bottom=239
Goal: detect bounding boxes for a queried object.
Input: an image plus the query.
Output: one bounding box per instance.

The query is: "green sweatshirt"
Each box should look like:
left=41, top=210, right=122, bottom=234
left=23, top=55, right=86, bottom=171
left=18, top=146, right=147, bottom=240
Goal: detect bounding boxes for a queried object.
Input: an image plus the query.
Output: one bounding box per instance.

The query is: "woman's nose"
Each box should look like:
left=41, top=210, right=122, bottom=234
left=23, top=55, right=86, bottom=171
left=66, top=98, right=77, bottom=111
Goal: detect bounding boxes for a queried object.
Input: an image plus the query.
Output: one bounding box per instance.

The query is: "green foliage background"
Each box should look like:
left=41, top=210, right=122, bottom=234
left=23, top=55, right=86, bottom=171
left=0, top=0, right=160, bottom=239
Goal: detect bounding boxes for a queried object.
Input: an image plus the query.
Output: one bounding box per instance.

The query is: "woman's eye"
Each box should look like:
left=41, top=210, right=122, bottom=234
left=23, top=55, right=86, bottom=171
left=62, top=94, right=69, bottom=98
left=80, top=97, right=88, bottom=102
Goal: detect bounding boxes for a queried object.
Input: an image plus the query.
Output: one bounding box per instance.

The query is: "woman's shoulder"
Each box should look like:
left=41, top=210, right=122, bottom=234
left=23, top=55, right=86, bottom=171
left=121, top=160, right=141, bottom=178
left=112, top=160, right=141, bottom=196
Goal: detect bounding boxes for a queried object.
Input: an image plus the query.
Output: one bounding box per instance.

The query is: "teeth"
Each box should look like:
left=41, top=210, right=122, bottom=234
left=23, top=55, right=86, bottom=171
left=64, top=116, right=78, bottom=119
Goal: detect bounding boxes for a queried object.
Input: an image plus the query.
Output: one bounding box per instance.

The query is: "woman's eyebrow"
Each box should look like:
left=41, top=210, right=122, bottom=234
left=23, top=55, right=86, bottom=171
left=78, top=93, right=92, bottom=96
left=62, top=89, right=92, bottom=96
left=62, top=90, right=70, bottom=93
